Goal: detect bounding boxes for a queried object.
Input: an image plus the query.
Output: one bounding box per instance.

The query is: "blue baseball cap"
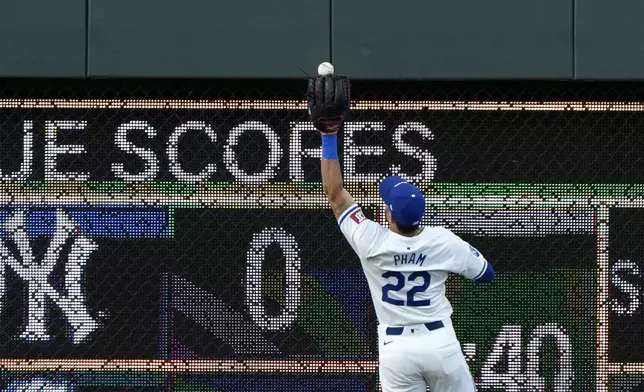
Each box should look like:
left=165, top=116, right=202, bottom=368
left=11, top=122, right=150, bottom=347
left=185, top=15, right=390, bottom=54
left=379, top=176, right=426, bottom=227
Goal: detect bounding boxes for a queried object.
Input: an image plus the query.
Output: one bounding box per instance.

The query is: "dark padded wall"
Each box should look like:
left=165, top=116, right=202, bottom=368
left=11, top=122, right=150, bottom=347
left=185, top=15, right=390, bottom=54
left=0, top=0, right=85, bottom=77
left=576, top=0, right=644, bottom=79
left=1, top=0, right=644, bottom=80
left=87, top=0, right=330, bottom=78
left=332, top=0, right=573, bottom=79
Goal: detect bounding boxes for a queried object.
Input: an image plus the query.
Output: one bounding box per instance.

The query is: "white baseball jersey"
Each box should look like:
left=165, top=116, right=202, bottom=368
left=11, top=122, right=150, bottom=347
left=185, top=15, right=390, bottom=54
left=338, top=204, right=488, bottom=327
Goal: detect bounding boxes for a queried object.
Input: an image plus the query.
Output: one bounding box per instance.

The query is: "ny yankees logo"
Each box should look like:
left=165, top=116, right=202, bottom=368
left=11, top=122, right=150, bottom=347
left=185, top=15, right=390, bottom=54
left=0, top=210, right=99, bottom=344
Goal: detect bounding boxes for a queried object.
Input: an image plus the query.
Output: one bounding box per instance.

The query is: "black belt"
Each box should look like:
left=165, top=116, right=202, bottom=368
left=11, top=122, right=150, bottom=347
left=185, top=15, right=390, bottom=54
left=385, top=321, right=444, bottom=336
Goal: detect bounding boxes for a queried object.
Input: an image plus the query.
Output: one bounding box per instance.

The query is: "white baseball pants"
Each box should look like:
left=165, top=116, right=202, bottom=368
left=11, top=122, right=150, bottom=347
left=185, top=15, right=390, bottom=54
left=377, top=319, right=477, bottom=392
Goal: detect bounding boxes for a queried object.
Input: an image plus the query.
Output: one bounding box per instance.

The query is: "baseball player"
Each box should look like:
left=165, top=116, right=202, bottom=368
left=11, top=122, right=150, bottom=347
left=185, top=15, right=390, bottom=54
left=307, top=74, right=495, bottom=392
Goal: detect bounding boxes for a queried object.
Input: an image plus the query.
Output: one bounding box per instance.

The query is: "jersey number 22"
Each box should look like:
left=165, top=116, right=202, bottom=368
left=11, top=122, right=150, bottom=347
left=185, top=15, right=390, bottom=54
left=381, top=271, right=431, bottom=306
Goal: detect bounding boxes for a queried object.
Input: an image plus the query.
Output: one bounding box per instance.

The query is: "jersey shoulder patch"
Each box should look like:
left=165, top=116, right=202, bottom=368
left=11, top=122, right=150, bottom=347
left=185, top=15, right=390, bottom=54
left=350, top=208, right=367, bottom=224
left=469, top=245, right=481, bottom=257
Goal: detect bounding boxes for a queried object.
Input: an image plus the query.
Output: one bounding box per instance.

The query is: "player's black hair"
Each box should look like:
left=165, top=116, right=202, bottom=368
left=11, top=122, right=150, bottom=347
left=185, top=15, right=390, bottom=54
left=388, top=210, right=420, bottom=235
left=396, top=223, right=420, bottom=235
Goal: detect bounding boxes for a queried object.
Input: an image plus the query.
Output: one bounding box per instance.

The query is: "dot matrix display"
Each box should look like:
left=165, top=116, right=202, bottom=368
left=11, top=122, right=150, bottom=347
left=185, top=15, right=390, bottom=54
left=0, top=97, right=640, bottom=392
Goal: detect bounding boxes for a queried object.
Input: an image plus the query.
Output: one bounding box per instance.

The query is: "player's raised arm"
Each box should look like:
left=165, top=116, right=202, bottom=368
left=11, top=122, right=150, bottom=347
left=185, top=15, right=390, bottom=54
left=307, top=72, right=355, bottom=219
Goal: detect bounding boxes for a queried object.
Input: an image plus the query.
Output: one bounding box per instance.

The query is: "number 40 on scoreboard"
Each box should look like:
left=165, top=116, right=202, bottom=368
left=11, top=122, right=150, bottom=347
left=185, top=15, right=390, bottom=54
left=475, top=324, right=573, bottom=390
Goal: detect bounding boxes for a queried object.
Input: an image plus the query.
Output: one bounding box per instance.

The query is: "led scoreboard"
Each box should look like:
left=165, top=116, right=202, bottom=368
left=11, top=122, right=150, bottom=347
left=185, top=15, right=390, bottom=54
left=0, top=97, right=642, bottom=392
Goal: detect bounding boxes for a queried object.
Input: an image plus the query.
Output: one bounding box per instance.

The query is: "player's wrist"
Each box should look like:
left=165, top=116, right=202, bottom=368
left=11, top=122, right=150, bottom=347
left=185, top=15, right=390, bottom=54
left=321, top=133, right=338, bottom=160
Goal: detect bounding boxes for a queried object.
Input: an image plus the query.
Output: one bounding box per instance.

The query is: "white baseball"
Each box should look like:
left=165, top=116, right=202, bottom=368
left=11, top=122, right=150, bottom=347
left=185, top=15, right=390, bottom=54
left=317, top=62, right=334, bottom=76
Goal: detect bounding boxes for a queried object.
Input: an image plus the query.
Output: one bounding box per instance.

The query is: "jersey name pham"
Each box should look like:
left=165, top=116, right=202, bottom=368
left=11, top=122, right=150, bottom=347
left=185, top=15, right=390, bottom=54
left=393, top=252, right=426, bottom=266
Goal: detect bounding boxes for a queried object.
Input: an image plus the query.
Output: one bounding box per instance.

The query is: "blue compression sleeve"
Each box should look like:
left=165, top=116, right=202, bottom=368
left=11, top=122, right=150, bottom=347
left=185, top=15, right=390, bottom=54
left=321, top=134, right=338, bottom=160
left=474, top=262, right=495, bottom=284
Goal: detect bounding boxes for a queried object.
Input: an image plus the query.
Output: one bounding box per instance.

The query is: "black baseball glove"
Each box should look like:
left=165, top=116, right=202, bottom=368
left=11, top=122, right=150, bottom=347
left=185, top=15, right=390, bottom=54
left=307, top=75, right=351, bottom=134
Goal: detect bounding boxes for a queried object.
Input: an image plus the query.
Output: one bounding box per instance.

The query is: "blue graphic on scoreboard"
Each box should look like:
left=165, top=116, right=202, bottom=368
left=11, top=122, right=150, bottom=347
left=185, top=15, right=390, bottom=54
left=0, top=208, right=171, bottom=239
